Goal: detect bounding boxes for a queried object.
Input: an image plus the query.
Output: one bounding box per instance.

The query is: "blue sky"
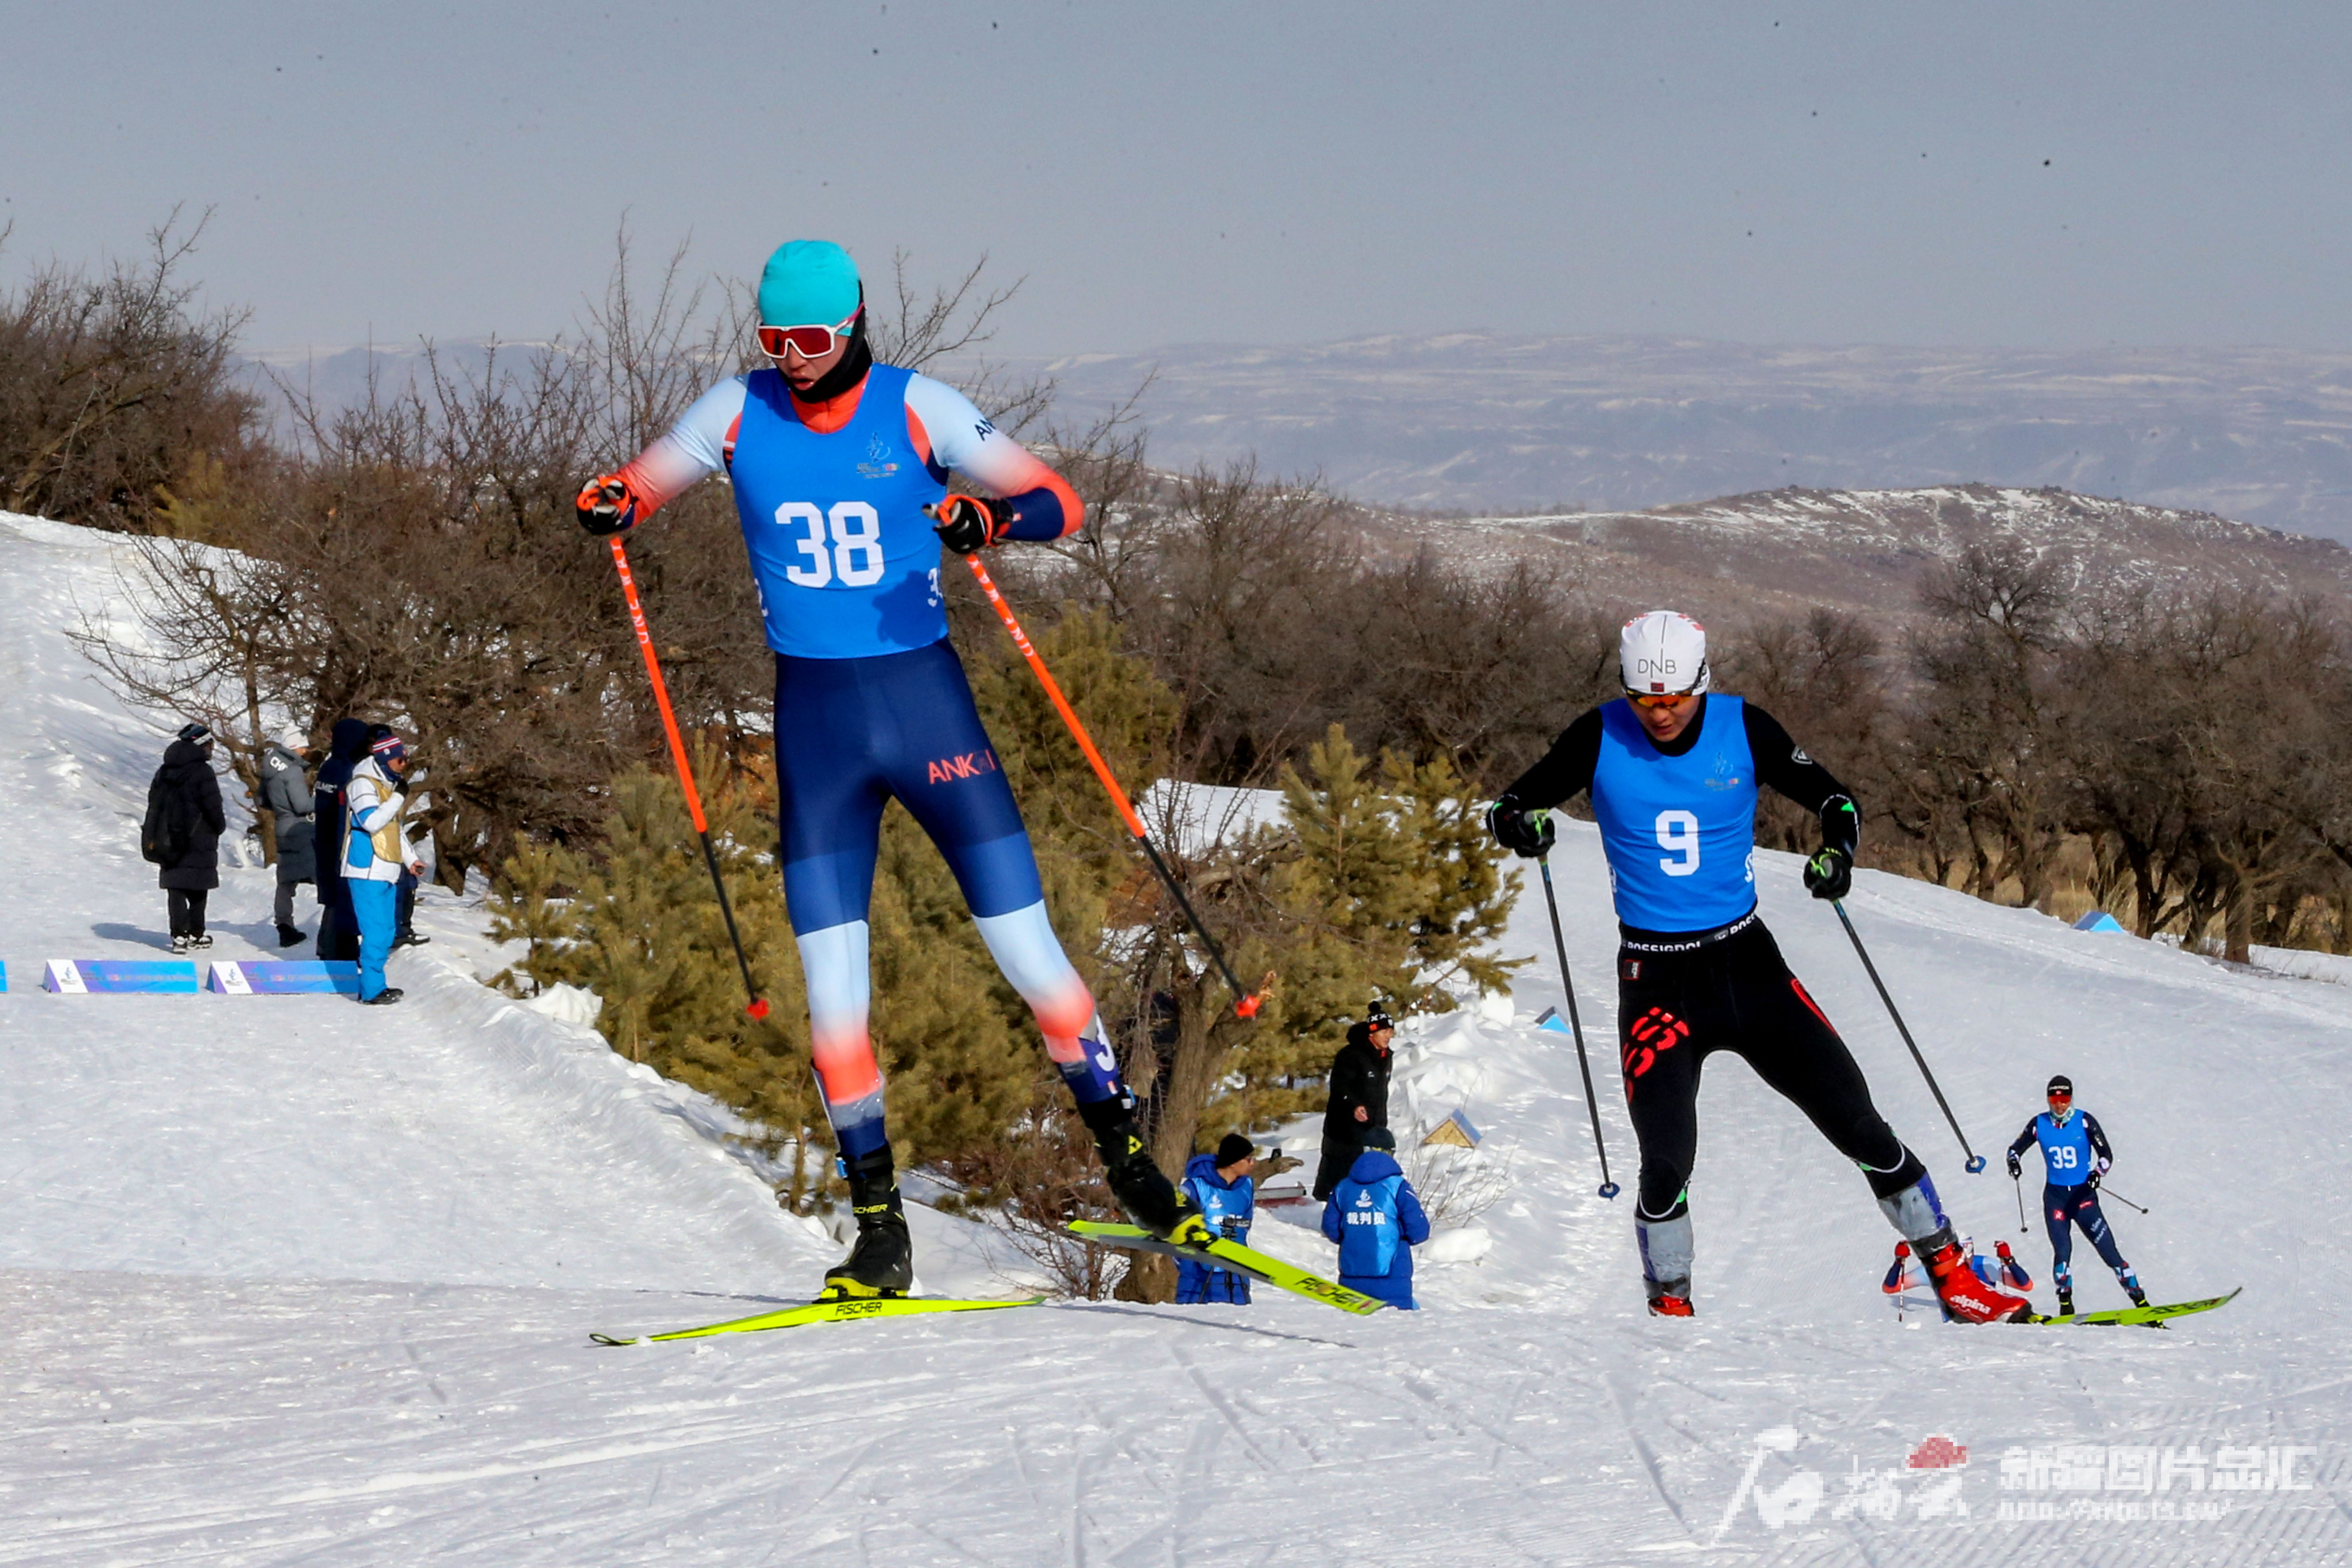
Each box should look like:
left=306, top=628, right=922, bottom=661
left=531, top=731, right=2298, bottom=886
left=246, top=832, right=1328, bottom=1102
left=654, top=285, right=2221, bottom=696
left=5, top=1, right=2346, bottom=356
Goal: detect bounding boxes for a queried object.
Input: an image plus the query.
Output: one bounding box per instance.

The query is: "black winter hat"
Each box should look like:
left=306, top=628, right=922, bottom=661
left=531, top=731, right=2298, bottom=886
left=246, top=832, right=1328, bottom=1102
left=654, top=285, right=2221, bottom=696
left=1359, top=1127, right=1396, bottom=1152
left=1364, top=1005, right=1394, bottom=1030
left=176, top=720, right=212, bottom=744
left=2047, top=1074, right=2073, bottom=1097
left=1215, top=1133, right=1255, bottom=1167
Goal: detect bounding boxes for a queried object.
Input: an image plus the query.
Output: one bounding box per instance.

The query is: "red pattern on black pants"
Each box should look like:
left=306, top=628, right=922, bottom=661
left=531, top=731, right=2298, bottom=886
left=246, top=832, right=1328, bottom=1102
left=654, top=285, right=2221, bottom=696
left=1617, top=918, right=1921, bottom=1218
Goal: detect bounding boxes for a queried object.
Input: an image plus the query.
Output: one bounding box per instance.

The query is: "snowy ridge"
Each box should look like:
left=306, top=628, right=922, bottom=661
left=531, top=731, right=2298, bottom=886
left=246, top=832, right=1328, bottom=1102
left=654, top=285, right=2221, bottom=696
left=5, top=511, right=2352, bottom=1561
left=1367, top=480, right=2352, bottom=632
left=1027, top=331, right=2352, bottom=544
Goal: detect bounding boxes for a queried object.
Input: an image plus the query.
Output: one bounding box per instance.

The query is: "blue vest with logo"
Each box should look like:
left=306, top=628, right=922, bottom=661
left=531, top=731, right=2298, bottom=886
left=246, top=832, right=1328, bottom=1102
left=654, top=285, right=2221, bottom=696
left=1189, top=1171, right=1254, bottom=1244
left=1336, top=1172, right=1405, bottom=1276
left=2034, top=1110, right=2096, bottom=1189
left=726, top=364, right=951, bottom=659
left=1590, top=696, right=1759, bottom=932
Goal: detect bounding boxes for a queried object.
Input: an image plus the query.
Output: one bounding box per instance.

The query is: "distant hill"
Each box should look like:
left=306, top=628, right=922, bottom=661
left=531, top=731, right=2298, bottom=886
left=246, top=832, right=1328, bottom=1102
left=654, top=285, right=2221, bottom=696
left=1358, top=482, right=2352, bottom=631
left=1022, top=333, right=2352, bottom=547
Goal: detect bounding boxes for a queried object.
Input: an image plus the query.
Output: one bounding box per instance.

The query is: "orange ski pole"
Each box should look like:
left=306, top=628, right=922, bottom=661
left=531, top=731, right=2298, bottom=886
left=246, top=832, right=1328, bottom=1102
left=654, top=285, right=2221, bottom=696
left=608, top=537, right=769, bottom=1020
left=953, top=544, right=1261, bottom=1019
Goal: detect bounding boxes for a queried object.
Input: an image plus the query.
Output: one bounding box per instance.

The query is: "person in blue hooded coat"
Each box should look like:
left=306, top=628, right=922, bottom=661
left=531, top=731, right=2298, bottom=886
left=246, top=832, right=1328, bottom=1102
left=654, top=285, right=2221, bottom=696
left=1176, top=1133, right=1258, bottom=1304
left=1320, top=1128, right=1432, bottom=1309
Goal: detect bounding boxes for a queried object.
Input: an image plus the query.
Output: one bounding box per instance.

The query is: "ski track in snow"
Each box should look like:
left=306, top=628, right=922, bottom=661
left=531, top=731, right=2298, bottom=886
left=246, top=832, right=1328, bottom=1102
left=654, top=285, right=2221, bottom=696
left=3, top=510, right=2349, bottom=1564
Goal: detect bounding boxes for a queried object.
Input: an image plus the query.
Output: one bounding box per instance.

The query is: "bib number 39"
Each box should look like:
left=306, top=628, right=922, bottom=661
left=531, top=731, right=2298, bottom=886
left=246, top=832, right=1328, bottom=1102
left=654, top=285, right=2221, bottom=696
left=778, top=501, right=885, bottom=587
left=1655, top=809, right=1701, bottom=877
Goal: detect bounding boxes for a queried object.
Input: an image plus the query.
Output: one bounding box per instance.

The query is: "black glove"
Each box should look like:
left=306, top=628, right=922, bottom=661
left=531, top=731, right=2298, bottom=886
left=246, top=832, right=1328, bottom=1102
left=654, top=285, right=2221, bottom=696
left=575, top=475, right=637, bottom=536
left=927, top=493, right=1001, bottom=553
left=393, top=774, right=414, bottom=796
left=1485, top=798, right=1555, bottom=859
left=2006, top=1151, right=2022, bottom=1179
left=1802, top=845, right=1852, bottom=901
left=2087, top=1169, right=2102, bottom=1190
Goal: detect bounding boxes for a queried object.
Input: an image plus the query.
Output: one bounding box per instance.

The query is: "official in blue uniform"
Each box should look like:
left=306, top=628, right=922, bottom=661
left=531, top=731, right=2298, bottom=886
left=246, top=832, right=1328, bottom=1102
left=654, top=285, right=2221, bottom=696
left=1487, top=611, right=2028, bottom=1323
left=2007, top=1074, right=2144, bottom=1313
left=1176, top=1134, right=1258, bottom=1304
left=1320, top=1129, right=1430, bottom=1309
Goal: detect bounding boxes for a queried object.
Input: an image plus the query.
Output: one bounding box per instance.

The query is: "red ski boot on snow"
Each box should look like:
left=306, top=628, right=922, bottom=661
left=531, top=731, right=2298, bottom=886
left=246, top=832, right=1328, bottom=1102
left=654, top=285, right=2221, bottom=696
left=1920, top=1233, right=2031, bottom=1322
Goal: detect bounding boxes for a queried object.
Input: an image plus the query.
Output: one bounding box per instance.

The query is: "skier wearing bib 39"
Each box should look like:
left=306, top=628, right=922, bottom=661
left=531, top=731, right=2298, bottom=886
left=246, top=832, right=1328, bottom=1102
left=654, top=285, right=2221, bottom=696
left=576, top=241, right=1205, bottom=1299
left=1486, top=611, right=2028, bottom=1322
left=2007, top=1075, right=2144, bottom=1315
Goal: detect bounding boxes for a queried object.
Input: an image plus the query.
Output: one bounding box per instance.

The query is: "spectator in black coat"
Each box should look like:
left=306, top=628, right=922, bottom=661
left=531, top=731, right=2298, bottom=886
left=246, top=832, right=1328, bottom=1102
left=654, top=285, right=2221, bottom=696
left=312, top=718, right=371, bottom=962
left=1313, top=1007, right=1397, bottom=1202
left=143, top=722, right=226, bottom=952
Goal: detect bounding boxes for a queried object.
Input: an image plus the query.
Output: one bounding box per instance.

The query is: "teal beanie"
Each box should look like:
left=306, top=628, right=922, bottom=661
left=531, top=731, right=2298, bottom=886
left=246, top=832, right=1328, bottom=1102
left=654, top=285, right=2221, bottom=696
left=757, top=240, right=862, bottom=327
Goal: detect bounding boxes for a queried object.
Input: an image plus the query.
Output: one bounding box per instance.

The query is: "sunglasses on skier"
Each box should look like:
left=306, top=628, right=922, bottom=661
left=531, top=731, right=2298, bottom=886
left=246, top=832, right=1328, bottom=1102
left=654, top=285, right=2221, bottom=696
left=756, top=308, right=862, bottom=361
left=2047, top=1090, right=2072, bottom=1104
left=1625, top=688, right=1698, bottom=710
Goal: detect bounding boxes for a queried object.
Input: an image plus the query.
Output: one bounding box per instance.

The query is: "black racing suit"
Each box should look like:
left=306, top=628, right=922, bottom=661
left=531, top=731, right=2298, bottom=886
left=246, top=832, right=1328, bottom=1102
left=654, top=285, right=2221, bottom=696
left=1501, top=698, right=1928, bottom=1228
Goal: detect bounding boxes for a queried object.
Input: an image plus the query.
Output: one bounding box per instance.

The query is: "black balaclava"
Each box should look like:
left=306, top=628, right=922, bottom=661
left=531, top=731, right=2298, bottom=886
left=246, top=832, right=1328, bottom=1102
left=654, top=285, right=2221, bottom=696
left=792, top=288, right=873, bottom=405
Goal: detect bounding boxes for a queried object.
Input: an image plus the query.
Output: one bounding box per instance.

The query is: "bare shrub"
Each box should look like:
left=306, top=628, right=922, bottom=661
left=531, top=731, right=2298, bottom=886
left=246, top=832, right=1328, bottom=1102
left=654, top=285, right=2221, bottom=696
left=0, top=212, right=263, bottom=532
left=1400, top=1136, right=1515, bottom=1230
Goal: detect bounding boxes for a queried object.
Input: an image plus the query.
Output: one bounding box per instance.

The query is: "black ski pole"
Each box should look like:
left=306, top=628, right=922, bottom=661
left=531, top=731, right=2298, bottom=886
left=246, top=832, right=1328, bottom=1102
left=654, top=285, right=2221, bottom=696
left=1539, top=851, right=1620, bottom=1199
left=2096, top=1183, right=2149, bottom=1215
left=2013, top=1172, right=2029, bottom=1233
left=1830, top=899, right=1985, bottom=1171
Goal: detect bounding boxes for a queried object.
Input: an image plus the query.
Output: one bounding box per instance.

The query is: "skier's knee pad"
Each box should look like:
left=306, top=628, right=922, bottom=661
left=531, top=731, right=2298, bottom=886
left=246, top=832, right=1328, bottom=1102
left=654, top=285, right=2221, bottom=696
left=1636, top=1212, right=1693, bottom=1286
left=1636, top=1168, right=1690, bottom=1221
left=1856, top=1141, right=1928, bottom=1201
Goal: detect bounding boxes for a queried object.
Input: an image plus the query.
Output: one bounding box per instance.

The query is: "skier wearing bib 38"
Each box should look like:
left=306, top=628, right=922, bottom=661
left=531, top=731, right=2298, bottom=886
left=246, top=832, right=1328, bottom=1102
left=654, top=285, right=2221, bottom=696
left=1486, top=611, right=2028, bottom=1323
left=2007, top=1075, right=2144, bottom=1315
left=575, top=240, right=1205, bottom=1299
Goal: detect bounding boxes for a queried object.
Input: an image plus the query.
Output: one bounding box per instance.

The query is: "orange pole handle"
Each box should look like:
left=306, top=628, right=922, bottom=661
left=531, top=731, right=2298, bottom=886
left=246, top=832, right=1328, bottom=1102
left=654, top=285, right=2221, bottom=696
left=610, top=536, right=710, bottom=835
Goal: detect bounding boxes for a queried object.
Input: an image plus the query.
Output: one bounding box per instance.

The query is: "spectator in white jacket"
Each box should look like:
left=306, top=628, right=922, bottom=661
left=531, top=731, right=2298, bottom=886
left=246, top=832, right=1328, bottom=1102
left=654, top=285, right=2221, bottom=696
left=345, top=732, right=423, bottom=1004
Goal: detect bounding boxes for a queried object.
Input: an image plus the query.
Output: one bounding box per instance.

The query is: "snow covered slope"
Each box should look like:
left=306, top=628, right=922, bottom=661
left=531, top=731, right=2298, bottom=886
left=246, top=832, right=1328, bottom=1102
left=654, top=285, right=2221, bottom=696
left=4, top=510, right=2350, bottom=1564
left=0, top=512, right=829, bottom=1293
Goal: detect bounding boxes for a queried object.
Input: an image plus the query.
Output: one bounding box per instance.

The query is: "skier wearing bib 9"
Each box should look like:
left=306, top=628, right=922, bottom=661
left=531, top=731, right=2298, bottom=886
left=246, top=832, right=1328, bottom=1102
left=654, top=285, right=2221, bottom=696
left=576, top=240, right=1205, bottom=1300
left=2007, top=1075, right=2144, bottom=1315
left=1486, top=611, right=2029, bottom=1323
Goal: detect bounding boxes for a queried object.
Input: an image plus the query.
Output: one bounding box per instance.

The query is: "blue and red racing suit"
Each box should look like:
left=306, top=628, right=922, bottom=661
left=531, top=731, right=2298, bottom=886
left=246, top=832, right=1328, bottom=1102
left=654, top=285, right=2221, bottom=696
left=608, top=363, right=1119, bottom=1160
left=2009, top=1108, right=2132, bottom=1294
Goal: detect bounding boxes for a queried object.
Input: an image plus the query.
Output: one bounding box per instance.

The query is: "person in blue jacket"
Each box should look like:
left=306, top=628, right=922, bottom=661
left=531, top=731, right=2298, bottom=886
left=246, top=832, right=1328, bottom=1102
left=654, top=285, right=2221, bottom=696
left=2007, top=1074, right=2144, bottom=1315
left=1320, top=1128, right=1432, bottom=1309
left=1176, top=1133, right=1258, bottom=1304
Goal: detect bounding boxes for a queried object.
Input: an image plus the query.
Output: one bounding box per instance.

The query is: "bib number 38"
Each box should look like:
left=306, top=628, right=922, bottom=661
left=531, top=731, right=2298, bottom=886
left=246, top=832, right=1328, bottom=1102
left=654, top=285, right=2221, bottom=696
left=778, top=501, right=885, bottom=587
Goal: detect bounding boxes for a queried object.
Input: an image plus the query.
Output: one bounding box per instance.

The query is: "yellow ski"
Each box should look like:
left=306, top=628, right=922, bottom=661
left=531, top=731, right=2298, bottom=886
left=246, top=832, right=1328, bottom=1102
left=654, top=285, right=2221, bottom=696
left=591, top=1294, right=1043, bottom=1345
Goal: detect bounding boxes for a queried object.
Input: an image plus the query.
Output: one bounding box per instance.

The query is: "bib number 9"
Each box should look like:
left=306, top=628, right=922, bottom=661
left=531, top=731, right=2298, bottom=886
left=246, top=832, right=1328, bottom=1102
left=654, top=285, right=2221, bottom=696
left=778, top=501, right=887, bottom=588
left=1655, top=810, right=1701, bottom=877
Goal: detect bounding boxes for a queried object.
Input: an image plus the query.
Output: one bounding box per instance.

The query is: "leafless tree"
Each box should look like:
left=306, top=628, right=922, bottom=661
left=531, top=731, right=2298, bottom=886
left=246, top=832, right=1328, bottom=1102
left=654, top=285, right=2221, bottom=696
left=0, top=210, right=262, bottom=531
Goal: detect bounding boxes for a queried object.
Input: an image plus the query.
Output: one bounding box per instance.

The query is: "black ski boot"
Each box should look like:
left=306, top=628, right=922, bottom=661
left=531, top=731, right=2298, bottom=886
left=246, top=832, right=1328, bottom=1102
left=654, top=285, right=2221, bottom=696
left=1078, top=1099, right=1211, bottom=1246
left=821, top=1149, right=913, bottom=1300
left=2056, top=1285, right=2075, bottom=1317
